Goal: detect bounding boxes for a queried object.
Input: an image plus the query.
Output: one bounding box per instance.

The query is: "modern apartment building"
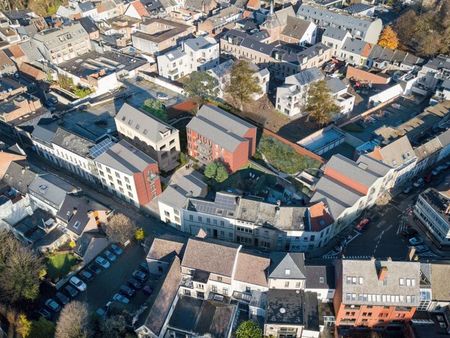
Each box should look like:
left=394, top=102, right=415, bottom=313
left=297, top=4, right=382, bottom=43
left=95, top=139, right=162, bottom=207
left=186, top=105, right=257, bottom=172
left=115, top=103, right=180, bottom=172
left=334, top=258, right=420, bottom=330
left=275, top=67, right=324, bottom=118
left=157, top=36, right=219, bottom=80
left=414, top=188, right=450, bottom=248
left=208, top=59, right=270, bottom=100
left=32, top=23, right=91, bottom=64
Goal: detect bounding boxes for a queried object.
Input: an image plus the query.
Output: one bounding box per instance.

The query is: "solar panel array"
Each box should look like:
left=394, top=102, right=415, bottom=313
left=90, top=138, right=114, bottom=158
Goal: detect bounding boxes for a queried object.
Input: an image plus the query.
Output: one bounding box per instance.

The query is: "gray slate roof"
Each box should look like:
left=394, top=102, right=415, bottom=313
left=286, top=67, right=324, bottom=86
left=269, top=252, right=306, bottom=279
left=2, top=161, right=37, bottom=194
left=95, top=139, right=157, bottom=175
left=28, top=174, right=77, bottom=209
left=181, top=238, right=240, bottom=277
left=186, top=105, right=255, bottom=152
left=52, top=127, right=95, bottom=157
left=322, top=27, right=349, bottom=41
left=341, top=259, right=421, bottom=307
left=115, top=103, right=176, bottom=143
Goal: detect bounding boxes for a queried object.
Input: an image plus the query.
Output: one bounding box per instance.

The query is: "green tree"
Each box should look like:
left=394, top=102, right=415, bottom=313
left=17, top=314, right=32, bottom=338
left=58, top=74, right=74, bottom=91
left=378, top=26, right=399, bottom=49
left=142, top=99, right=168, bottom=121
left=235, top=321, right=262, bottom=338
left=183, top=71, right=219, bottom=102
left=305, top=80, right=339, bottom=127
left=204, top=162, right=218, bottom=179
left=225, top=60, right=262, bottom=110
left=135, top=228, right=145, bottom=241
left=99, top=314, right=127, bottom=338
left=30, top=317, right=55, bottom=338
left=215, top=164, right=229, bottom=183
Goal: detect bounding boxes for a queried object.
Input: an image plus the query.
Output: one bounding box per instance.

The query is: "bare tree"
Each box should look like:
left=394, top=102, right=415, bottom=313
left=0, top=231, right=44, bottom=303
left=104, top=213, right=137, bottom=244
left=55, top=301, right=90, bottom=338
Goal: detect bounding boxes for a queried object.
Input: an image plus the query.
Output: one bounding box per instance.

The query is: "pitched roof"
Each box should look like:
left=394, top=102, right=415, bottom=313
left=341, top=259, right=421, bottom=306
left=234, top=252, right=269, bottom=287
left=269, top=252, right=306, bottom=279
left=342, top=37, right=372, bottom=57
left=57, top=195, right=109, bottom=236
left=186, top=105, right=255, bottom=152
left=147, top=237, right=186, bottom=262
left=281, top=16, right=313, bottom=40
left=376, top=136, right=415, bottom=168
left=140, top=256, right=181, bottom=335
left=52, top=127, right=95, bottom=157
left=2, top=161, right=37, bottom=194
left=95, top=140, right=157, bottom=174
left=322, top=27, right=349, bottom=41
left=115, top=103, right=176, bottom=143
left=28, top=174, right=78, bottom=208
left=304, top=264, right=335, bottom=289
left=181, top=238, right=240, bottom=277
left=309, top=201, right=333, bottom=231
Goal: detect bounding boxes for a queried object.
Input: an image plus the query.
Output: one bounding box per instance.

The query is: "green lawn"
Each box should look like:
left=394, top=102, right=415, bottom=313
left=46, top=253, right=79, bottom=281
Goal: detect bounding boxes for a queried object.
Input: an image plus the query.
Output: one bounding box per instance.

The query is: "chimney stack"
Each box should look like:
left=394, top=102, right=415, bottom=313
left=378, top=266, right=388, bottom=281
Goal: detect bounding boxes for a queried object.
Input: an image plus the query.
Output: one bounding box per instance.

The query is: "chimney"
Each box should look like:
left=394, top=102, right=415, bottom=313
left=378, top=266, right=388, bottom=281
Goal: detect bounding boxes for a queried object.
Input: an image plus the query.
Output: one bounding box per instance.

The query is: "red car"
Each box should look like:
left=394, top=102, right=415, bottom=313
left=356, top=218, right=370, bottom=231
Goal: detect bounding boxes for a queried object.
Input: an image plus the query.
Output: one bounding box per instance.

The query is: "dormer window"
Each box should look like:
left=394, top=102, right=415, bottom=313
left=285, top=269, right=291, bottom=275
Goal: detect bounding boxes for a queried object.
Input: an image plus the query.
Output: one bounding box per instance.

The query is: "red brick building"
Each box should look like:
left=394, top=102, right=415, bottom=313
left=334, top=258, right=420, bottom=334
left=95, top=140, right=162, bottom=207
left=186, top=105, right=257, bottom=172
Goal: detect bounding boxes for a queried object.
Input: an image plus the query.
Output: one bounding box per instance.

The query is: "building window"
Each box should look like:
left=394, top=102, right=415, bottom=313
left=217, top=276, right=222, bottom=282
left=285, top=281, right=290, bottom=288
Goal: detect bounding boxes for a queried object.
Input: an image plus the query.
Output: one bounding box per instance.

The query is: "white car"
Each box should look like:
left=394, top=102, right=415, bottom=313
left=95, top=256, right=111, bottom=269
left=156, top=92, right=169, bottom=100
left=69, top=276, right=87, bottom=292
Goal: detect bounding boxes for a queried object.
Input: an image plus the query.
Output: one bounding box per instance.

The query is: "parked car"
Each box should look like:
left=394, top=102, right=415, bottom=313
left=70, top=276, right=87, bottom=292
left=127, top=277, right=143, bottom=290
left=413, top=178, right=424, bottom=188
left=409, top=237, right=423, bottom=246
left=95, top=256, right=111, bottom=269
left=156, top=92, right=169, bottom=100
left=45, top=299, right=61, bottom=312
left=401, top=227, right=418, bottom=237
left=112, top=293, right=129, bottom=304
left=55, top=292, right=70, bottom=305
left=356, top=218, right=370, bottom=232
left=139, top=262, right=149, bottom=273
left=87, top=263, right=102, bottom=275
left=104, top=250, right=117, bottom=262
left=79, top=269, right=94, bottom=282
left=414, top=245, right=429, bottom=253
left=110, top=244, right=123, bottom=256
left=38, top=308, right=52, bottom=320
left=132, top=269, right=148, bottom=282
left=119, top=285, right=135, bottom=298
left=143, top=285, right=153, bottom=296
left=64, top=284, right=79, bottom=298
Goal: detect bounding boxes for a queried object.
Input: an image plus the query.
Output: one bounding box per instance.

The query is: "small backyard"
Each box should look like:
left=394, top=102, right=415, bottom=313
left=45, top=252, right=80, bottom=282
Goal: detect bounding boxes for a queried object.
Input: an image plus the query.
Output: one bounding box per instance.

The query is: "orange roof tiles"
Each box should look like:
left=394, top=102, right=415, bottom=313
left=7, top=45, right=25, bottom=58
left=246, top=0, right=260, bottom=10
left=132, top=0, right=149, bottom=17
left=309, top=201, right=334, bottom=231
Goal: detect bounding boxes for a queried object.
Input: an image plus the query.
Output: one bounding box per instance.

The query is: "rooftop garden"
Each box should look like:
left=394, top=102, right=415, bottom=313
left=255, top=135, right=322, bottom=175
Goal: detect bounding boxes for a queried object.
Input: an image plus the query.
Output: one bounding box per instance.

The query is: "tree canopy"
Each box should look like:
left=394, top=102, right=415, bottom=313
left=378, top=26, right=399, bottom=49
left=305, top=80, right=338, bottom=127
left=225, top=60, right=262, bottom=109
left=204, top=162, right=229, bottom=183
left=235, top=321, right=262, bottom=338
left=56, top=301, right=90, bottom=338
left=105, top=213, right=137, bottom=244
left=0, top=231, right=44, bottom=303
left=394, top=1, right=450, bottom=57
left=183, top=71, right=219, bottom=102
